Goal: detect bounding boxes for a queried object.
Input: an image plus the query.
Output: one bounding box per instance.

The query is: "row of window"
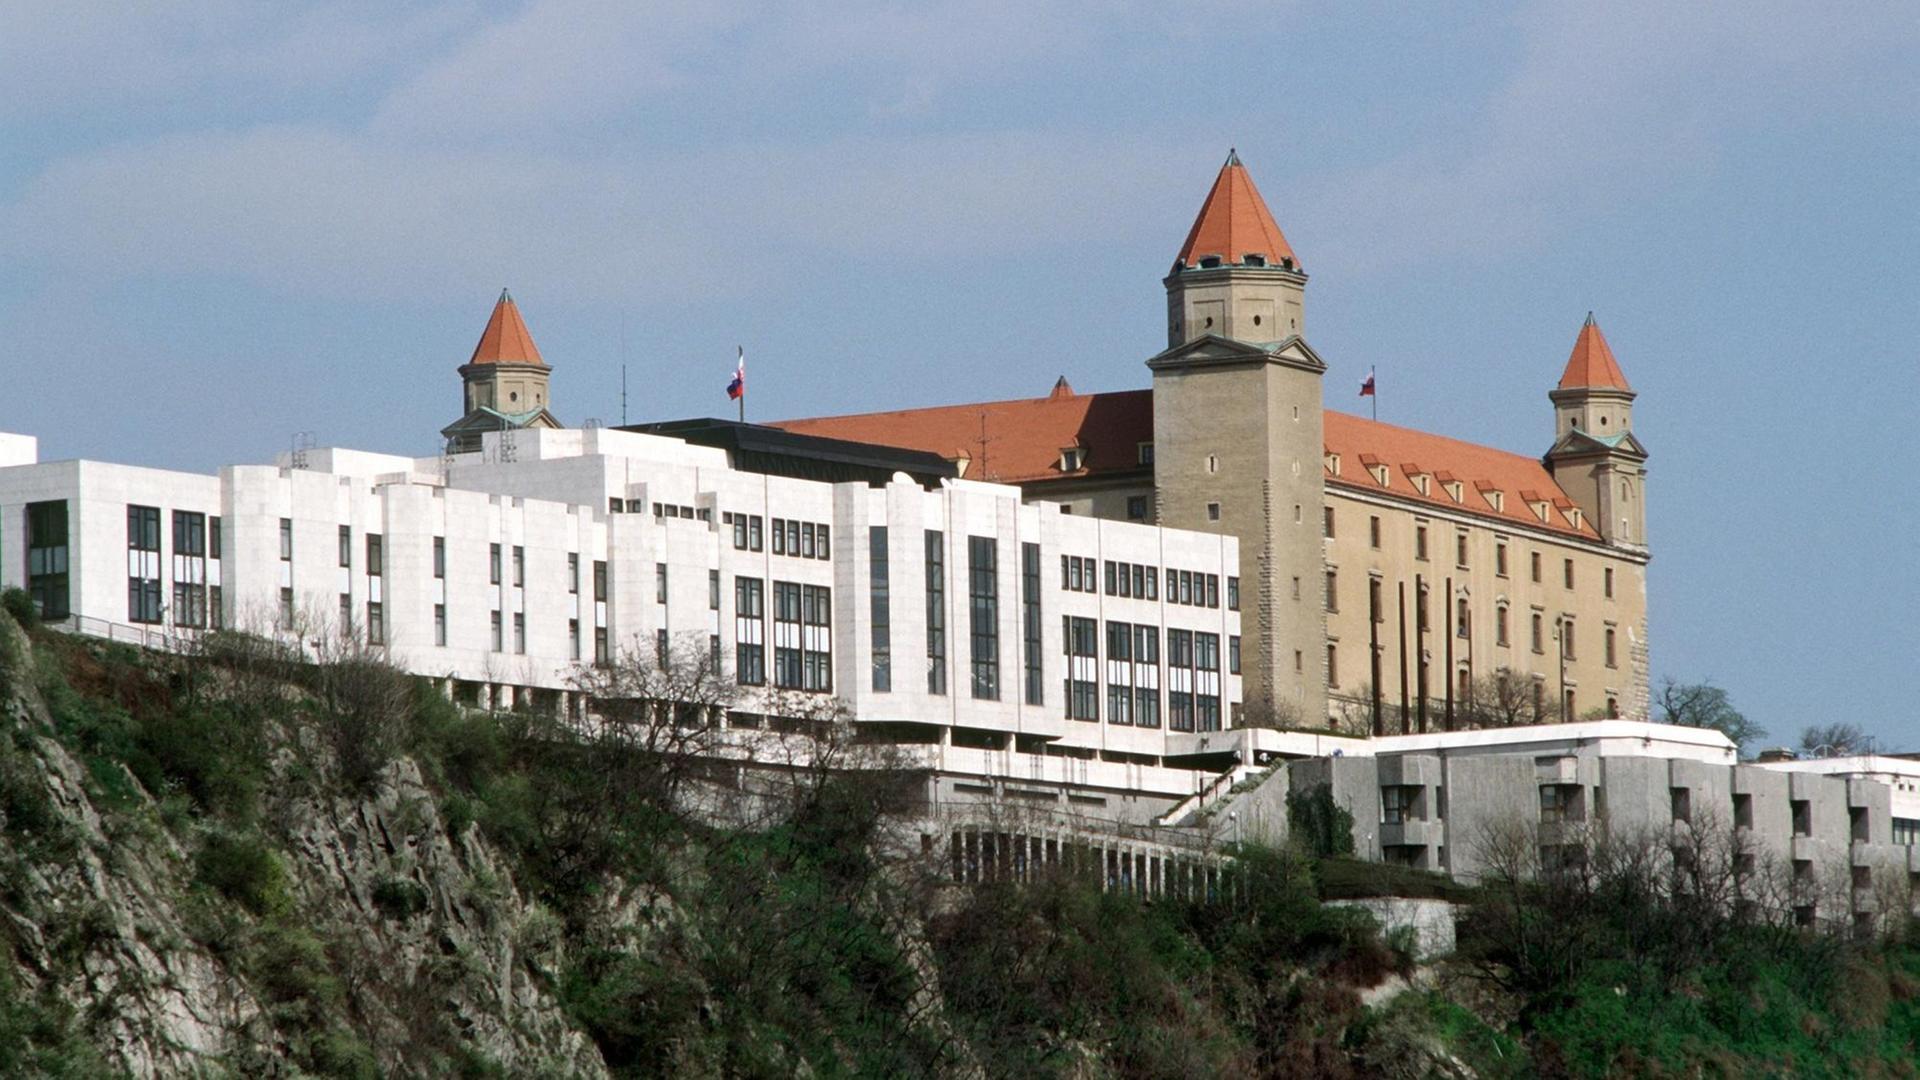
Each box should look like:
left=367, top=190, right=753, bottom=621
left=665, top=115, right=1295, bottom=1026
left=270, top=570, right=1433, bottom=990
left=1348, top=574, right=1620, bottom=669
left=1063, top=617, right=1231, bottom=732
left=1345, top=510, right=1618, bottom=599
left=770, top=518, right=831, bottom=560
left=731, top=577, right=833, bottom=691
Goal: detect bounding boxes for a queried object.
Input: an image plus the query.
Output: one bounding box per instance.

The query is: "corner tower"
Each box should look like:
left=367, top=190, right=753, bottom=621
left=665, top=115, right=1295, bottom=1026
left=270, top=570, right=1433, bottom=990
left=1164, top=150, right=1308, bottom=347
left=441, top=289, right=562, bottom=453
left=1149, top=151, right=1327, bottom=728
left=1544, top=314, right=1648, bottom=548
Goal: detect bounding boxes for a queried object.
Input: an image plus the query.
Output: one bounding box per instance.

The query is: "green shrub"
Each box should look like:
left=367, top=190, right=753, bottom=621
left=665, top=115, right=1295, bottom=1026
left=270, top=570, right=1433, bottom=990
left=0, top=587, right=38, bottom=631
left=1286, top=783, right=1355, bottom=858
left=196, top=831, right=289, bottom=916
left=370, top=877, right=429, bottom=920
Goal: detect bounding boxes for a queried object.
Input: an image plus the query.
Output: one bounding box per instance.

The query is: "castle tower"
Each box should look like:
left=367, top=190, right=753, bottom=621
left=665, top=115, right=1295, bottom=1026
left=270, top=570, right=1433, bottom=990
left=1165, top=149, right=1308, bottom=347
left=1149, top=152, right=1328, bottom=728
left=1545, top=314, right=1648, bottom=548
left=441, top=289, right=561, bottom=453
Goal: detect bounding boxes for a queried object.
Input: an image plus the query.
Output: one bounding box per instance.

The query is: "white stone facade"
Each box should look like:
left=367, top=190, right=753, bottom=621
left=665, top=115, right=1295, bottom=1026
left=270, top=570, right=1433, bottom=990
left=0, top=427, right=1242, bottom=770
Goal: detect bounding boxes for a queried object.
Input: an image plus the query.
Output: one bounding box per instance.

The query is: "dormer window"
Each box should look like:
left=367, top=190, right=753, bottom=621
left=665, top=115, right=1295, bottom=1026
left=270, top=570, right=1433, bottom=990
left=1060, top=448, right=1084, bottom=472
left=1487, top=490, right=1504, bottom=511
left=1371, top=465, right=1389, bottom=487
left=1137, top=442, right=1155, bottom=466
left=1445, top=481, right=1464, bottom=503
left=1198, top=256, right=1222, bottom=269
left=1243, top=254, right=1267, bottom=267
left=1325, top=452, right=1341, bottom=476
left=1411, top=474, right=1430, bottom=497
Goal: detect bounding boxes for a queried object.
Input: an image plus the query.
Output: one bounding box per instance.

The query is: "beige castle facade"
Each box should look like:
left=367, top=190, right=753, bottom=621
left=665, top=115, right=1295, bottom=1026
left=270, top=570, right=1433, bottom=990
left=777, top=152, right=1651, bottom=731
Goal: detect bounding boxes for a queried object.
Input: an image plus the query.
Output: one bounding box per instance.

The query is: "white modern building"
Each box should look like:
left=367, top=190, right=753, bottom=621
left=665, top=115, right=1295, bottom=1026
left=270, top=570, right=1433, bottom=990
left=0, top=422, right=1247, bottom=803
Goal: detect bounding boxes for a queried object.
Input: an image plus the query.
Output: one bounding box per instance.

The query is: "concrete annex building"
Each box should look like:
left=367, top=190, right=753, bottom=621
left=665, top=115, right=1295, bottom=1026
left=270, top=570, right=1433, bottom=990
left=0, top=154, right=1912, bottom=908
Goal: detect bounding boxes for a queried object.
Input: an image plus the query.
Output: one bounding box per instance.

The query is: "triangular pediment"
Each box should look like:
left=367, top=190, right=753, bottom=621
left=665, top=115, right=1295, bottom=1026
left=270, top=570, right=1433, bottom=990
left=1146, top=333, right=1326, bottom=375
left=440, top=407, right=561, bottom=440
left=1547, top=427, right=1648, bottom=460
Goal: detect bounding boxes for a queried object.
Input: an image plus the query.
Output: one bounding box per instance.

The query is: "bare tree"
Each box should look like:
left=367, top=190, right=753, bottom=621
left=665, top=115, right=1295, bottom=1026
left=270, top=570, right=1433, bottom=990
left=1800, top=721, right=1873, bottom=757
left=1456, top=669, right=1541, bottom=730
left=1658, top=678, right=1764, bottom=753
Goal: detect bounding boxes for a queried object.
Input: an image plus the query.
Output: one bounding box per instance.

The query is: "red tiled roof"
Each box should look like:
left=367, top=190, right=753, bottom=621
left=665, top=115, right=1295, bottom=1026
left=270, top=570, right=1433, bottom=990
left=468, top=289, right=546, bottom=367
left=1557, top=313, right=1629, bottom=391
left=1174, top=150, right=1298, bottom=271
left=773, top=387, right=1153, bottom=484
left=1323, top=412, right=1596, bottom=538
left=773, top=385, right=1594, bottom=539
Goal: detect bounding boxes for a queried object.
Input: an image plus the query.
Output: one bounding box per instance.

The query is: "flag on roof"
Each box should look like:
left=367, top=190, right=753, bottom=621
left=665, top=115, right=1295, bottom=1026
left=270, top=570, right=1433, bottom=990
left=727, top=347, right=745, bottom=401
left=1359, top=367, right=1376, bottom=397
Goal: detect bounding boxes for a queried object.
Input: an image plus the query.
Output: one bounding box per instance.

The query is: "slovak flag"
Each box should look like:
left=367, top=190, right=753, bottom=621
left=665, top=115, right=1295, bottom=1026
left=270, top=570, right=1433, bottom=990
left=726, top=347, right=745, bottom=400
left=1359, top=366, right=1376, bottom=397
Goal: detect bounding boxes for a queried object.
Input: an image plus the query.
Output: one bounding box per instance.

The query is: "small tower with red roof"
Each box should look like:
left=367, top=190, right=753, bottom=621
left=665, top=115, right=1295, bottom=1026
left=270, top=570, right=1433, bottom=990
left=1164, top=149, right=1307, bottom=348
left=441, top=289, right=562, bottom=453
left=1545, top=314, right=1648, bottom=548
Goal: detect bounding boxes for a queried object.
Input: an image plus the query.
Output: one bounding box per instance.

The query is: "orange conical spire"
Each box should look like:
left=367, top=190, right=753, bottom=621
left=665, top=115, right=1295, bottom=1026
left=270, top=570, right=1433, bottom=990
left=468, top=288, right=547, bottom=367
left=1557, top=312, right=1630, bottom=391
left=1174, top=149, right=1298, bottom=271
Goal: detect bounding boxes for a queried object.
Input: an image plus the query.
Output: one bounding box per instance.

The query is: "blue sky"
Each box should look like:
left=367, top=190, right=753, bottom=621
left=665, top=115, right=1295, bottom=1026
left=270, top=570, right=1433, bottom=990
left=3, top=2, right=1916, bottom=747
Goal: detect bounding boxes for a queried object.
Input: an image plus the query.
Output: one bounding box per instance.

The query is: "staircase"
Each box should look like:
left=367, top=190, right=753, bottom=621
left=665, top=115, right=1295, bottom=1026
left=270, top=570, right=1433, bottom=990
left=1156, top=763, right=1264, bottom=828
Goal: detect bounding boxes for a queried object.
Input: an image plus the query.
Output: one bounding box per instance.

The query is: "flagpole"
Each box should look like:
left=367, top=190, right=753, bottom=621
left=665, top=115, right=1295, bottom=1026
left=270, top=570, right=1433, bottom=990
left=1372, top=367, right=1377, bottom=422
left=737, top=346, right=746, bottom=423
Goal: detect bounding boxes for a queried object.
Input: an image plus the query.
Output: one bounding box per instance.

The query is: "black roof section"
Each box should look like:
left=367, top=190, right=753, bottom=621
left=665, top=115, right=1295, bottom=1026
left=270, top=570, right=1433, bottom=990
left=622, top=418, right=958, bottom=488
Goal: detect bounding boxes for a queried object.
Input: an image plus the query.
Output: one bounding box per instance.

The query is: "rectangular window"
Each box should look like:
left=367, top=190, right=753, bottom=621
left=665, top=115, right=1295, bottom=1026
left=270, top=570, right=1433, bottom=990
left=126, top=505, right=162, bottom=624
left=730, top=512, right=748, bottom=549
left=595, top=627, right=609, bottom=667
left=490, top=610, right=503, bottom=652
left=656, top=562, right=668, bottom=604
left=434, top=537, right=446, bottom=579
left=367, top=534, right=384, bottom=577
left=787, top=519, right=801, bottom=556
left=1180, top=570, right=1194, bottom=605
left=340, top=593, right=353, bottom=631
left=771, top=518, right=786, bottom=555
left=1369, top=515, right=1382, bottom=549
left=802, top=584, right=832, bottom=692
left=209, top=516, right=222, bottom=560
left=1531, top=612, right=1544, bottom=654
left=925, top=531, right=947, bottom=695
left=593, top=560, right=607, bottom=603
left=1325, top=570, right=1338, bottom=613
left=512, top=546, right=524, bottom=587
left=1497, top=605, right=1510, bottom=647
left=1131, top=564, right=1145, bottom=598
left=1022, top=542, right=1043, bottom=705
left=1496, top=541, right=1509, bottom=577
left=1323, top=506, right=1335, bottom=538
left=1605, top=626, right=1617, bottom=668
left=748, top=515, right=763, bottom=552
left=1369, top=577, right=1383, bottom=623
left=1605, top=566, right=1615, bottom=599
left=1564, top=559, right=1575, bottom=589
left=968, top=536, right=999, bottom=700
left=1206, top=574, right=1219, bottom=609
left=1456, top=533, right=1469, bottom=568
left=1146, top=567, right=1158, bottom=601
left=338, top=524, right=352, bottom=568
left=1415, top=525, right=1428, bottom=561
left=368, top=602, right=385, bottom=645
left=1229, top=635, right=1241, bottom=675
left=568, top=618, right=580, bottom=660
left=279, top=587, right=294, bottom=627
left=871, top=528, right=891, bottom=692
left=1530, top=551, right=1542, bottom=583
left=817, top=524, right=830, bottom=558
left=1227, top=576, right=1239, bottom=611
left=657, top=628, right=669, bottom=667
left=1457, top=597, right=1470, bottom=638
left=1104, top=559, right=1118, bottom=596
left=801, top=521, right=816, bottom=559
left=710, top=633, right=721, bottom=672
left=1327, top=643, right=1339, bottom=688
left=279, top=518, right=293, bottom=561
left=1168, top=629, right=1194, bottom=732
left=171, top=510, right=208, bottom=628
left=709, top=569, right=721, bottom=611
left=1562, top=618, right=1576, bottom=661
left=735, top=577, right=765, bottom=685
left=1133, top=625, right=1160, bottom=728
left=1063, top=616, right=1098, bottom=721
left=1195, top=632, right=1221, bottom=732
left=568, top=552, right=579, bottom=594
left=1105, top=621, right=1133, bottom=725
left=513, top=612, right=525, bottom=655
left=489, top=543, right=502, bottom=585
left=434, top=603, right=447, bottom=646
left=773, top=581, right=803, bottom=688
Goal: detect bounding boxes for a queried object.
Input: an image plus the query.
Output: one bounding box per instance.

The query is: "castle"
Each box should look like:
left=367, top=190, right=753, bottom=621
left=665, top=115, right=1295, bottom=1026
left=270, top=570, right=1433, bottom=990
left=776, top=151, right=1651, bottom=732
